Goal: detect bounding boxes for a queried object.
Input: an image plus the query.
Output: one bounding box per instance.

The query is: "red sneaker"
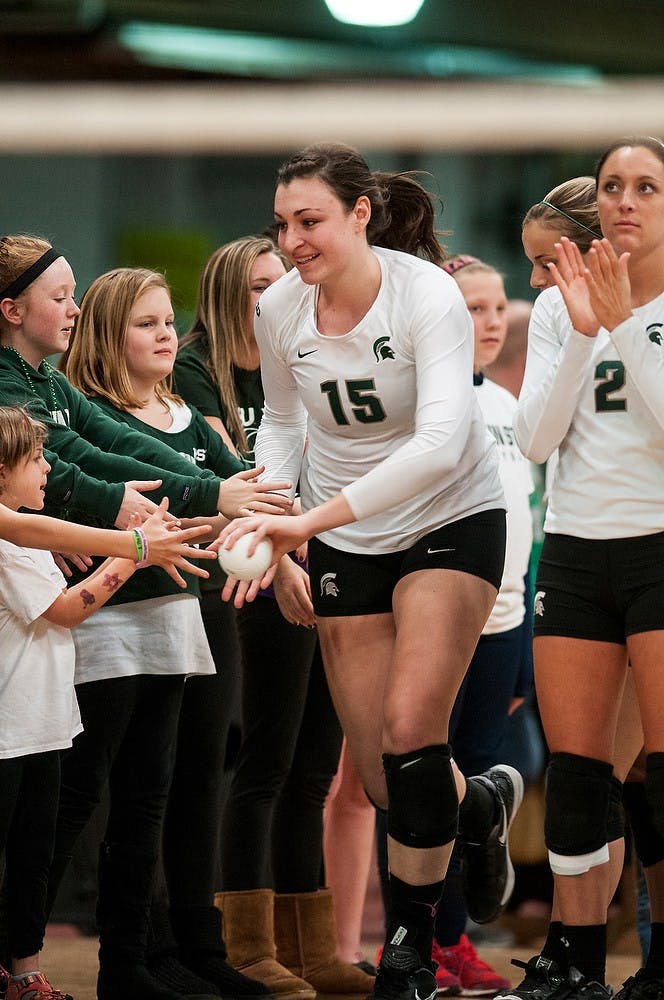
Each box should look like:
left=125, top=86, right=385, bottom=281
left=431, top=943, right=462, bottom=996
left=436, top=935, right=510, bottom=996
left=5, top=972, right=73, bottom=1000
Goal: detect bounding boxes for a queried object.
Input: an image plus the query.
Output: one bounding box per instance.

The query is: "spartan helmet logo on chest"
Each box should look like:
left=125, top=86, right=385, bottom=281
left=647, top=322, right=663, bottom=345
left=373, top=336, right=395, bottom=362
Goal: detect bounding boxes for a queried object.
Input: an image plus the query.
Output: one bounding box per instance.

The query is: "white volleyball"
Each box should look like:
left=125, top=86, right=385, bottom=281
left=218, top=531, right=274, bottom=581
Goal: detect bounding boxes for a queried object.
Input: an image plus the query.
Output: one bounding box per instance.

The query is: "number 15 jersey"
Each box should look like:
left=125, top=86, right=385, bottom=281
left=254, top=246, right=504, bottom=555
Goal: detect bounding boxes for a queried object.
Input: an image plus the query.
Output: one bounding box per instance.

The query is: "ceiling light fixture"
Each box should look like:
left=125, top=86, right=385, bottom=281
left=323, top=0, right=426, bottom=28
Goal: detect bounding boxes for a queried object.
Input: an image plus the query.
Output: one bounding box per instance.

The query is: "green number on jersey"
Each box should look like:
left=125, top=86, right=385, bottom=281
left=321, top=379, right=386, bottom=426
left=594, top=360, right=626, bottom=412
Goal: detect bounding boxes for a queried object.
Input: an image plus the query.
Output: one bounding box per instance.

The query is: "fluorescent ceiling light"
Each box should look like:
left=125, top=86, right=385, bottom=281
left=118, top=22, right=600, bottom=84
left=324, top=0, right=425, bottom=27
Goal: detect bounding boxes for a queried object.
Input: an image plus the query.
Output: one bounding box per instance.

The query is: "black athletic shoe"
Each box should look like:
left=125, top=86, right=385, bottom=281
left=462, top=764, right=524, bottom=924
left=562, top=969, right=613, bottom=1000
left=496, top=955, right=567, bottom=1000
left=615, top=973, right=664, bottom=1000
left=372, top=944, right=437, bottom=1000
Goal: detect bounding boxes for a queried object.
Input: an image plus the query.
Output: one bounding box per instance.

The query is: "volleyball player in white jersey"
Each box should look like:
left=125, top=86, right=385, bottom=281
left=218, top=143, right=523, bottom=1000
left=512, top=137, right=664, bottom=1000
left=500, top=174, right=664, bottom=1000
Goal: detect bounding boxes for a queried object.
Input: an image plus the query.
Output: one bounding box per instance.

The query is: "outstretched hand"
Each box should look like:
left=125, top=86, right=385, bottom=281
left=138, top=498, right=216, bottom=588
left=218, top=466, right=293, bottom=518
left=115, top=479, right=172, bottom=529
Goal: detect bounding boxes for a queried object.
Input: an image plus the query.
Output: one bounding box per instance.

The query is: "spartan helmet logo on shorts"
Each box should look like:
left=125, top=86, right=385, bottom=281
left=373, top=336, right=395, bottom=362
left=320, top=572, right=339, bottom=597
left=534, top=591, right=545, bottom=617
left=647, top=322, right=663, bottom=345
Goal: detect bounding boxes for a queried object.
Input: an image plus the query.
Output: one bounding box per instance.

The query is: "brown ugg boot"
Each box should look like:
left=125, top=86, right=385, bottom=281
left=214, top=889, right=316, bottom=1000
left=274, top=889, right=376, bottom=995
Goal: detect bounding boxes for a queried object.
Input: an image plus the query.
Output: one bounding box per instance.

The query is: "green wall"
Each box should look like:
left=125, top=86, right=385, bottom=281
left=0, top=147, right=598, bottom=313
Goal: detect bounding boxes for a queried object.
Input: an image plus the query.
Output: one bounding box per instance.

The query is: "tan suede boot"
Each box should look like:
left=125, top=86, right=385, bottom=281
left=274, top=889, right=376, bottom=995
left=215, top=889, right=316, bottom=1000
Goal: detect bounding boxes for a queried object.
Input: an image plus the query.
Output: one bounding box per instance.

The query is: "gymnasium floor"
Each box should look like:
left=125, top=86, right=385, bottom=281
left=40, top=925, right=642, bottom=1000
left=42, top=860, right=644, bottom=1000
left=42, top=813, right=644, bottom=1000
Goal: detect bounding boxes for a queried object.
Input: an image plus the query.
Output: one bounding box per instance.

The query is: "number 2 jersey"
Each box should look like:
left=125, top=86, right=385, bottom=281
left=514, top=285, right=664, bottom=539
left=254, top=245, right=504, bottom=555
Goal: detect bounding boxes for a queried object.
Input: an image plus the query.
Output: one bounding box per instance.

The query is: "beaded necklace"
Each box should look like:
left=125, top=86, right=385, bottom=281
left=0, top=345, right=62, bottom=418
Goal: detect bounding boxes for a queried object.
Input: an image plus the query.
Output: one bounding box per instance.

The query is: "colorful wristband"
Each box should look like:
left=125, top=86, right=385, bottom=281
left=132, top=527, right=150, bottom=568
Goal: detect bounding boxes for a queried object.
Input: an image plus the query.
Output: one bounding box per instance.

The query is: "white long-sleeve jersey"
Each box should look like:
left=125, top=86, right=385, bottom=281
left=475, top=378, right=533, bottom=634
left=514, top=285, right=664, bottom=539
left=254, top=246, right=504, bottom=554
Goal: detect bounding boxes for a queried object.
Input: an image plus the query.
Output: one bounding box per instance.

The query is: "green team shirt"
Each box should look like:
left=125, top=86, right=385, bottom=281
left=72, top=395, right=248, bottom=602
left=174, top=338, right=265, bottom=462
left=0, top=349, right=222, bottom=526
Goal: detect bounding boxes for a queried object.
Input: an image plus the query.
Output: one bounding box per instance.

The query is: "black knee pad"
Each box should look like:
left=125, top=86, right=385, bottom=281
left=645, top=753, right=664, bottom=843
left=383, top=743, right=458, bottom=848
left=624, top=779, right=664, bottom=867
left=544, top=752, right=612, bottom=875
left=607, top=776, right=625, bottom=843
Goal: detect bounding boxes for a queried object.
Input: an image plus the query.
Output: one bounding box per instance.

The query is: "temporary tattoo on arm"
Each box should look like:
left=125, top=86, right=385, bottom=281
left=81, top=589, right=96, bottom=608
left=102, top=573, right=122, bottom=592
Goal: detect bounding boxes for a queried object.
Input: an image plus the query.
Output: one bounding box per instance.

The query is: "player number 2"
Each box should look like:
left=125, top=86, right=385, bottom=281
left=594, top=360, right=626, bottom=412
left=320, top=379, right=386, bottom=425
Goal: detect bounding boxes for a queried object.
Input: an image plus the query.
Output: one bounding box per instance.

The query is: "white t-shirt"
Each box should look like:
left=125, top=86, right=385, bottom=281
left=475, top=377, right=533, bottom=634
left=254, top=246, right=504, bottom=554
left=72, top=593, right=215, bottom=685
left=0, top=541, right=82, bottom=759
left=514, top=286, right=664, bottom=539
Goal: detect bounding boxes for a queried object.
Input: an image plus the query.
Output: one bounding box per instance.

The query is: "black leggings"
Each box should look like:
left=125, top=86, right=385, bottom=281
left=163, top=592, right=241, bottom=905
left=220, top=597, right=343, bottom=893
left=46, top=674, right=184, bottom=919
left=0, top=751, right=60, bottom=959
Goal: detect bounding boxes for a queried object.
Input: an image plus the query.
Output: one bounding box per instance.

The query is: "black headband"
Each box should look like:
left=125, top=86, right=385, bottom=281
left=0, top=247, right=63, bottom=300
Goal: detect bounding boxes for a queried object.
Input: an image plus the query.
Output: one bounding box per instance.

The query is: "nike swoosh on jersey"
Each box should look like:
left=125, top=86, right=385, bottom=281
left=427, top=547, right=455, bottom=554
left=297, top=348, right=318, bottom=358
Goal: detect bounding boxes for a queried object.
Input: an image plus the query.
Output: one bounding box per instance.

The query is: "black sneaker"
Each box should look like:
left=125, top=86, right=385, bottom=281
left=462, top=764, right=524, bottom=924
left=615, top=973, right=664, bottom=1000
left=563, top=968, right=613, bottom=1000
left=372, top=944, right=437, bottom=1000
left=496, top=955, right=567, bottom=1000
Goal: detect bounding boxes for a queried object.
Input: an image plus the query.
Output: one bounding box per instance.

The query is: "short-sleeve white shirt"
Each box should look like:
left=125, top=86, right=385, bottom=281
left=0, top=540, right=82, bottom=759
